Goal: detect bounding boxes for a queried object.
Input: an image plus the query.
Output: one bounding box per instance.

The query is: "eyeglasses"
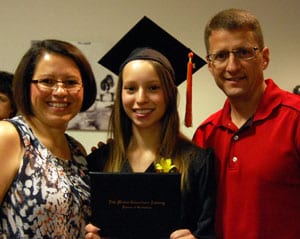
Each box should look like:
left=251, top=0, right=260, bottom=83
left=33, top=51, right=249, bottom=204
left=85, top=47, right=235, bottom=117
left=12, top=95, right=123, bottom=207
left=207, top=47, right=260, bottom=66
left=31, top=79, right=82, bottom=93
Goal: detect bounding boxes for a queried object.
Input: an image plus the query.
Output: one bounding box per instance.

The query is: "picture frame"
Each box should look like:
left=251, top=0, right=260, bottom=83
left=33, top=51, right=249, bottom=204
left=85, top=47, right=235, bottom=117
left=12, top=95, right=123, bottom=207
left=67, top=41, right=116, bottom=131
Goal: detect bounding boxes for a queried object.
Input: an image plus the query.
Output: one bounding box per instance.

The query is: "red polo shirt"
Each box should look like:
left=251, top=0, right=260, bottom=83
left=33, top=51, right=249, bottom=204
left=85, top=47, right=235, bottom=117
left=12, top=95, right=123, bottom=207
left=193, top=79, right=300, bottom=239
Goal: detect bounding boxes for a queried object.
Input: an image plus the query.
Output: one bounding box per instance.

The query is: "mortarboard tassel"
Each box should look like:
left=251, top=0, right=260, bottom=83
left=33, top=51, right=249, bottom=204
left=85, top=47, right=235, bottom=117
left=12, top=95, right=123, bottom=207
left=184, top=52, right=194, bottom=127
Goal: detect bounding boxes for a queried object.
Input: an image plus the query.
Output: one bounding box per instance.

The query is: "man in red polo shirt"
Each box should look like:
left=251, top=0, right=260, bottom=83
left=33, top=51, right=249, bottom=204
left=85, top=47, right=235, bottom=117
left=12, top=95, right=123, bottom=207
left=193, top=8, right=300, bottom=239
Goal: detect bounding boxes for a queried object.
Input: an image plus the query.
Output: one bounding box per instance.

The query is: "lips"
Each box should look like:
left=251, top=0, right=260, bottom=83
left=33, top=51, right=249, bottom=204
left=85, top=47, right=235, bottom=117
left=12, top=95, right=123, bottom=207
left=225, top=76, right=245, bottom=81
left=133, top=108, right=154, bottom=117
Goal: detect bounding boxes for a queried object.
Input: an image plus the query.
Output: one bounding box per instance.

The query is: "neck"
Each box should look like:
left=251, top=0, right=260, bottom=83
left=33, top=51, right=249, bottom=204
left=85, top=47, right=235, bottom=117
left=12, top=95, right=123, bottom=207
left=127, top=125, right=161, bottom=172
left=229, top=82, right=266, bottom=128
left=131, top=126, right=160, bottom=149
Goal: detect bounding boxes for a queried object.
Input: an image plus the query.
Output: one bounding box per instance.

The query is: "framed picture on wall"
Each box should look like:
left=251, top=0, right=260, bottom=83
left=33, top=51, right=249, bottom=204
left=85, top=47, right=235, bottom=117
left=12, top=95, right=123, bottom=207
left=66, top=41, right=116, bottom=131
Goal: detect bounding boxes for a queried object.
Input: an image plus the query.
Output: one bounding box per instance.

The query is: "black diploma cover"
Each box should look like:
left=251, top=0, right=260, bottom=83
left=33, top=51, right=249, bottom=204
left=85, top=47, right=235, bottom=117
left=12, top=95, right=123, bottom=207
left=90, top=172, right=181, bottom=238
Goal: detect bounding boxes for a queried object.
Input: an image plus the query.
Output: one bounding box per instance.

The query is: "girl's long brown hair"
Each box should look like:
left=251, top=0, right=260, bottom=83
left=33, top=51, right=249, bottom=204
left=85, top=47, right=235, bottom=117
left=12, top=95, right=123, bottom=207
left=104, top=60, right=193, bottom=187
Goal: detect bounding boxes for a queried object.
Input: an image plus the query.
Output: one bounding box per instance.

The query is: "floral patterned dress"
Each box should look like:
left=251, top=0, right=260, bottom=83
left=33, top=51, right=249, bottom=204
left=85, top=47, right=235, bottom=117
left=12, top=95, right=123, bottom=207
left=0, top=116, right=91, bottom=239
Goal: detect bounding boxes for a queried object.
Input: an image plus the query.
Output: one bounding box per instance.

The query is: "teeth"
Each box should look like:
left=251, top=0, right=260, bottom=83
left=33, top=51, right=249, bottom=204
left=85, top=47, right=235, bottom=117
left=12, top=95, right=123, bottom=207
left=49, top=102, right=68, bottom=108
left=135, top=109, right=152, bottom=114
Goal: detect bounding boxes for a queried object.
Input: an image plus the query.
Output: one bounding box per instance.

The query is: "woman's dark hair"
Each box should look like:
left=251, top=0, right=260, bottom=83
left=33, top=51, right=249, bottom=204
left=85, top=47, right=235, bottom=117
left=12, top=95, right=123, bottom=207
left=13, top=39, right=97, bottom=115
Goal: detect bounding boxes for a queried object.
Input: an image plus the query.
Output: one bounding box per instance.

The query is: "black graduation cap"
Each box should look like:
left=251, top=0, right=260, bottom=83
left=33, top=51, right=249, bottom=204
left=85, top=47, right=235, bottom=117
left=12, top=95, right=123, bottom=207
left=98, top=16, right=206, bottom=86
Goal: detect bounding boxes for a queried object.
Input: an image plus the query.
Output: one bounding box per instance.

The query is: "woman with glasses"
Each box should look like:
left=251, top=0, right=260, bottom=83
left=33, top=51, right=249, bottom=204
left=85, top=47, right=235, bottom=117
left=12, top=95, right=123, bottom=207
left=0, top=39, right=97, bottom=238
left=193, top=8, right=300, bottom=239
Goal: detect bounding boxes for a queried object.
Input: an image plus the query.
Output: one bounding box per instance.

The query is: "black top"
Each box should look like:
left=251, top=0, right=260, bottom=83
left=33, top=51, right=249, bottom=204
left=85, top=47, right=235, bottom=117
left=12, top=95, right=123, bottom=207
left=87, top=141, right=216, bottom=239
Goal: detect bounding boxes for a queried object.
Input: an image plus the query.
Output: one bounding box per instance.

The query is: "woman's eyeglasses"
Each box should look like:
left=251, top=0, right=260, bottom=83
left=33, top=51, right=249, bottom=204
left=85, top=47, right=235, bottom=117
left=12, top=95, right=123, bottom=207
left=31, top=79, right=82, bottom=93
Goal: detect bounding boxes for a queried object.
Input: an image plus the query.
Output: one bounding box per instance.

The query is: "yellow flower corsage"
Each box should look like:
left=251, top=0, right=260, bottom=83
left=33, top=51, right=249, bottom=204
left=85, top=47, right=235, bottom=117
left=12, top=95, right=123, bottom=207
left=155, top=157, right=177, bottom=173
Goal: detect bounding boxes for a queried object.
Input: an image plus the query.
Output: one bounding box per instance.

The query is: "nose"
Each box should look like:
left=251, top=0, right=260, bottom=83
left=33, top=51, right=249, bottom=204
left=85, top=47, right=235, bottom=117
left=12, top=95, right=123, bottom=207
left=136, top=89, right=148, bottom=103
left=53, top=82, right=67, bottom=94
left=225, top=53, right=241, bottom=73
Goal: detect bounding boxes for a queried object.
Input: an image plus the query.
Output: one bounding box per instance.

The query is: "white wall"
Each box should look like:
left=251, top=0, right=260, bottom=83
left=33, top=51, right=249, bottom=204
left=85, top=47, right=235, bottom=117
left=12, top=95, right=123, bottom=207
left=1, top=0, right=299, bottom=151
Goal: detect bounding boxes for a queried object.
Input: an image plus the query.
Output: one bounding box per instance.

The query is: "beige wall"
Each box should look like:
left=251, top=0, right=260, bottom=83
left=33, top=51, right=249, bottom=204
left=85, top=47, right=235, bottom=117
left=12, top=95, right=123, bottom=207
left=1, top=0, right=299, bottom=151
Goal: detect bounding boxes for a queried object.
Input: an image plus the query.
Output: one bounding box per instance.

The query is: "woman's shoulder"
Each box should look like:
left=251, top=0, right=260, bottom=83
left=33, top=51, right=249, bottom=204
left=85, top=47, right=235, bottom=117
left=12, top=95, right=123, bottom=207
left=0, top=120, right=21, bottom=146
left=0, top=120, right=23, bottom=201
left=65, top=134, right=87, bottom=156
left=4, top=115, right=33, bottom=142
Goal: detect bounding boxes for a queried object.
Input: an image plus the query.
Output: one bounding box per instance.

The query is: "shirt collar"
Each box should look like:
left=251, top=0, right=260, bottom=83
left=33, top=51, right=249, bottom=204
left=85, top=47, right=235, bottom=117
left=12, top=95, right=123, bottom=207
left=204, top=79, right=282, bottom=129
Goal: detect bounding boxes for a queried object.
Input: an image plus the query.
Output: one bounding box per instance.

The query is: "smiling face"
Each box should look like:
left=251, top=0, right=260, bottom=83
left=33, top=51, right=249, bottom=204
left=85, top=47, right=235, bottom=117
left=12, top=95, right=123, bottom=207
left=207, top=29, right=270, bottom=102
left=30, top=52, right=83, bottom=129
left=121, top=60, right=167, bottom=130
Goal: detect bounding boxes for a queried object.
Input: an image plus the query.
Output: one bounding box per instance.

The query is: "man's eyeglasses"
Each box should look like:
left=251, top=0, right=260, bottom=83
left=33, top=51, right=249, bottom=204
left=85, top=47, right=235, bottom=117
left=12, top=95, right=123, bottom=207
left=31, top=79, right=82, bottom=93
left=206, top=47, right=260, bottom=66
